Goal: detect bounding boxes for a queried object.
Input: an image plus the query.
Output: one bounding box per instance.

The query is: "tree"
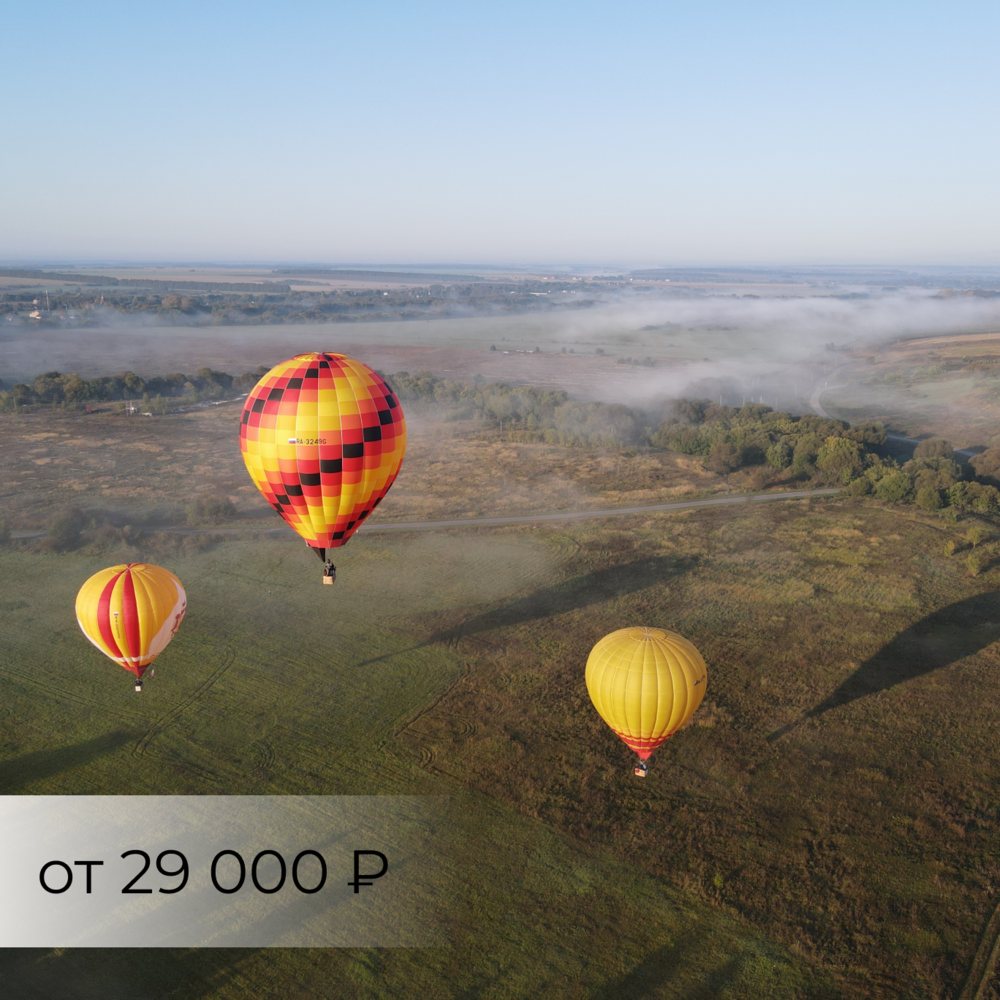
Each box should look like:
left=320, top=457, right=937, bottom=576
left=708, top=441, right=744, bottom=473
left=915, top=487, right=943, bottom=510
left=875, top=472, right=913, bottom=503
left=766, top=441, right=793, bottom=469
left=186, top=494, right=236, bottom=525
left=971, top=448, right=1000, bottom=487
left=46, top=508, right=85, bottom=551
left=966, top=525, right=990, bottom=548
left=967, top=551, right=988, bottom=577
left=914, top=437, right=954, bottom=460
left=816, top=436, right=864, bottom=480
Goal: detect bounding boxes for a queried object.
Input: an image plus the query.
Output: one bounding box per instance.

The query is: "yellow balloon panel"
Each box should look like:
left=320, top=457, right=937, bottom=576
left=585, top=627, right=707, bottom=760
left=75, top=563, right=187, bottom=678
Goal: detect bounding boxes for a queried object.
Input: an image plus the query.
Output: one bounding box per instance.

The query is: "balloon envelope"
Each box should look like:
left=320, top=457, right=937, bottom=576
left=76, top=563, right=187, bottom=678
left=585, top=627, right=707, bottom=760
left=238, top=353, right=406, bottom=552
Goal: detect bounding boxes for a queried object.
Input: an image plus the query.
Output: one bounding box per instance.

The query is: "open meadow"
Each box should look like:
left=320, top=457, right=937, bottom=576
left=3, top=395, right=1000, bottom=998
left=818, top=332, right=1000, bottom=449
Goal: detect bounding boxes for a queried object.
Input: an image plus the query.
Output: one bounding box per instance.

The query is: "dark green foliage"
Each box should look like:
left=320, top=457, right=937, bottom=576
left=651, top=402, right=881, bottom=486
left=4, top=365, right=271, bottom=408
left=902, top=456, right=963, bottom=492
left=875, top=472, right=913, bottom=503
left=949, top=481, right=1000, bottom=514
left=816, top=437, right=864, bottom=480
left=389, top=370, right=645, bottom=446
left=766, top=441, right=793, bottom=469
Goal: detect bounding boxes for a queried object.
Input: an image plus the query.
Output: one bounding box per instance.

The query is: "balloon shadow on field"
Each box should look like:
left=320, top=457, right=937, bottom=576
left=769, top=590, right=1000, bottom=741
left=359, top=554, right=699, bottom=666
left=0, top=730, right=136, bottom=793
left=590, top=936, right=743, bottom=1000
left=0, top=947, right=258, bottom=1000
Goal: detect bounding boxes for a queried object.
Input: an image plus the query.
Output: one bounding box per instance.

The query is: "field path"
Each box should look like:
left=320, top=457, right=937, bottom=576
left=11, top=487, right=844, bottom=542
left=956, top=898, right=1000, bottom=1000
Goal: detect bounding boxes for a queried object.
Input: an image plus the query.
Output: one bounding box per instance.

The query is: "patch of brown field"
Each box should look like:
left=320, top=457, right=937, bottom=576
left=883, top=331, right=1000, bottom=357
left=826, top=335, right=1000, bottom=445
left=0, top=405, right=735, bottom=530
left=392, top=501, right=1000, bottom=998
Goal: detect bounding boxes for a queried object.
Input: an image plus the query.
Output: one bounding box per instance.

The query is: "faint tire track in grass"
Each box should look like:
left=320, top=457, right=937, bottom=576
left=0, top=667, right=135, bottom=724
left=132, top=641, right=237, bottom=758
left=957, top=900, right=1000, bottom=1000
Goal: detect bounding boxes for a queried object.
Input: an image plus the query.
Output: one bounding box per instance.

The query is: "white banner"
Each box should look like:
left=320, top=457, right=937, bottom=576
left=0, top=796, right=445, bottom=947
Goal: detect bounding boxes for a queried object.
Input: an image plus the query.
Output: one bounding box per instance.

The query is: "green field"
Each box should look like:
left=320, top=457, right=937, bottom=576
left=4, top=490, right=1000, bottom=997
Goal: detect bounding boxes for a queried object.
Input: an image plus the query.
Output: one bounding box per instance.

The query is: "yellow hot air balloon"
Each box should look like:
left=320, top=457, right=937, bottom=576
left=75, top=563, right=187, bottom=692
left=585, top=626, right=707, bottom=776
left=238, top=353, right=406, bottom=584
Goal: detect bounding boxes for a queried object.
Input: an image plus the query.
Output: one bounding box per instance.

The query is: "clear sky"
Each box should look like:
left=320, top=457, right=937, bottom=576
left=2, top=1, right=998, bottom=266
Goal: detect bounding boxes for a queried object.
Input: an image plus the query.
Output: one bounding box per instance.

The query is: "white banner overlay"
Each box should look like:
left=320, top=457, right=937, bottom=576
left=0, top=796, right=446, bottom=947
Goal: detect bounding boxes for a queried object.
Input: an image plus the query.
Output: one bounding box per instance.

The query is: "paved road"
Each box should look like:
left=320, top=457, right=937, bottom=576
left=11, top=488, right=843, bottom=541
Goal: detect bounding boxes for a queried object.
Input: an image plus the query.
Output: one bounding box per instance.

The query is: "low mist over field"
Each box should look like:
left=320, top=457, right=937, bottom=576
left=4, top=267, right=999, bottom=418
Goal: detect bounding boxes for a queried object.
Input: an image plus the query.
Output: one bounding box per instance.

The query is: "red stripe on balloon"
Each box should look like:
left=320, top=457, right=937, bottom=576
left=122, top=567, right=141, bottom=663
left=97, top=571, right=124, bottom=659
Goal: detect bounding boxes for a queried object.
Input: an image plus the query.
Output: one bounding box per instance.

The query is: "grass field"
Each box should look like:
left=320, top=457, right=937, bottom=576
left=3, top=488, right=1000, bottom=997
left=5, top=396, right=1000, bottom=997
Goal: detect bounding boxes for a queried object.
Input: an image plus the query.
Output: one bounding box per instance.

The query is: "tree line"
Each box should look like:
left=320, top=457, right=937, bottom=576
left=5, top=365, right=1000, bottom=515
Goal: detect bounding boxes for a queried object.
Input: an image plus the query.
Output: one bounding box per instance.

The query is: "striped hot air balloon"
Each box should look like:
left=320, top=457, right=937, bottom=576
left=238, top=353, right=406, bottom=584
left=585, top=627, right=707, bottom=776
left=75, top=563, right=187, bottom=691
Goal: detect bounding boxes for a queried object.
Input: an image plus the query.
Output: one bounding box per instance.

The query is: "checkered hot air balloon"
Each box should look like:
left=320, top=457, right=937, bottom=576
left=75, top=563, right=187, bottom=692
left=238, top=353, right=406, bottom=583
left=585, top=627, right=707, bottom=776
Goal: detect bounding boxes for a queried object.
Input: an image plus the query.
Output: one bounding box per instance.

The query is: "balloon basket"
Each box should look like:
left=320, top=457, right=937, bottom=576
left=134, top=680, right=143, bottom=693
left=322, top=575, right=334, bottom=586
left=633, top=761, right=648, bottom=778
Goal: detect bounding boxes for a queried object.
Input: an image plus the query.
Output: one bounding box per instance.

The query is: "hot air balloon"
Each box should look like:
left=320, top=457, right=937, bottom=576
left=585, top=627, right=707, bottom=776
left=238, top=353, right=406, bottom=584
left=75, top=563, right=187, bottom=692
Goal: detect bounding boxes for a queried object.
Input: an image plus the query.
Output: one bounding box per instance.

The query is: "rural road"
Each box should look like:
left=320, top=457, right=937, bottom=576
left=11, top=487, right=843, bottom=541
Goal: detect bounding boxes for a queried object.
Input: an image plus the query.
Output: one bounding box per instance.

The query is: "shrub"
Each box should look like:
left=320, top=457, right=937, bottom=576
left=970, top=448, right=1000, bottom=485
left=875, top=472, right=913, bottom=503
left=902, top=457, right=962, bottom=492
left=967, top=551, right=988, bottom=576
left=966, top=525, right=990, bottom=548
left=816, top=436, right=864, bottom=480
left=944, top=539, right=958, bottom=556
left=708, top=441, right=744, bottom=473
left=846, top=477, right=872, bottom=497
left=766, top=441, right=793, bottom=469
left=186, top=494, right=236, bottom=525
left=915, top=487, right=943, bottom=511
left=913, top=437, right=954, bottom=460
left=46, top=508, right=85, bottom=551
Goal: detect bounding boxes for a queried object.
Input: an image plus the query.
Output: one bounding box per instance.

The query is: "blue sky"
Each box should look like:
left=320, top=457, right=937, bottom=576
left=2, top=1, right=998, bottom=265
